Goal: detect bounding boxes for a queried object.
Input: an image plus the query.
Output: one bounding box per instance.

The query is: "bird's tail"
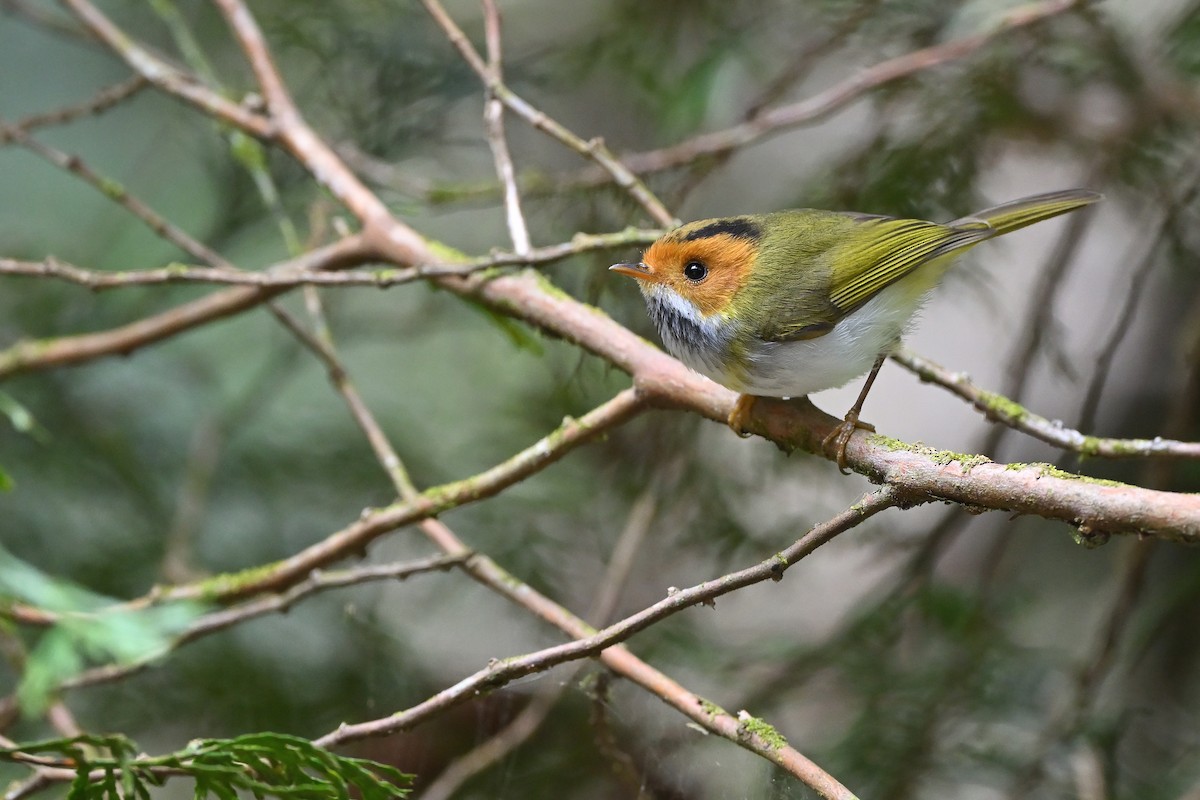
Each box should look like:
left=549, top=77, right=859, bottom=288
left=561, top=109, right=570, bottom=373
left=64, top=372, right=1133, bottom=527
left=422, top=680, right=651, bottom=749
left=951, top=189, right=1102, bottom=236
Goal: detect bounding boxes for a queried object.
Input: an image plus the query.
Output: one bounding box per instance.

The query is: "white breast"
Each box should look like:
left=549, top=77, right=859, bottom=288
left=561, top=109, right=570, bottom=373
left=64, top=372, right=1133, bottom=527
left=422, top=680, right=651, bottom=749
left=643, top=272, right=936, bottom=398
left=736, top=274, right=934, bottom=397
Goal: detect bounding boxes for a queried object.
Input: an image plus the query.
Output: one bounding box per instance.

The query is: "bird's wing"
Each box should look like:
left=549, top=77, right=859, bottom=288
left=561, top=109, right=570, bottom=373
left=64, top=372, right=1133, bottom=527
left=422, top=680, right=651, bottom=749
left=827, top=218, right=989, bottom=312
left=762, top=217, right=990, bottom=343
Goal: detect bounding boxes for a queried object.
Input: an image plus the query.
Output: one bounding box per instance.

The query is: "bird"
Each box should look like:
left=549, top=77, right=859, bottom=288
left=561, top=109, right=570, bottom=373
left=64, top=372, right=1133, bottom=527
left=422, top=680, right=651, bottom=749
left=611, top=189, right=1101, bottom=471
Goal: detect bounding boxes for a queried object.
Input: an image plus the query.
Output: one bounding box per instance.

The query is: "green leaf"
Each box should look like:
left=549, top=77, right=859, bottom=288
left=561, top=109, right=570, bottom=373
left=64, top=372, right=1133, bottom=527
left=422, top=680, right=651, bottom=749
left=0, top=545, right=206, bottom=714
left=0, top=390, right=50, bottom=442
left=18, top=629, right=84, bottom=715
left=3, top=732, right=413, bottom=800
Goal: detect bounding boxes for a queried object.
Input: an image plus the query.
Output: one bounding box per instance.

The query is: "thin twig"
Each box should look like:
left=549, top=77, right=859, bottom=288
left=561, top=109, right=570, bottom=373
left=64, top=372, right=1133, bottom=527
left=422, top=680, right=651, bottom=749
left=418, top=688, right=566, bottom=800
left=1, top=76, right=147, bottom=138
left=0, top=119, right=235, bottom=270
left=481, top=0, right=530, bottom=255
left=1073, top=242, right=1159, bottom=443
left=266, top=300, right=419, bottom=497
left=419, top=0, right=675, bottom=227
left=0, top=228, right=661, bottom=290
left=893, top=348, right=1200, bottom=459
left=55, top=554, right=468, bottom=690
left=0, top=233, right=372, bottom=380
left=209, top=0, right=401, bottom=233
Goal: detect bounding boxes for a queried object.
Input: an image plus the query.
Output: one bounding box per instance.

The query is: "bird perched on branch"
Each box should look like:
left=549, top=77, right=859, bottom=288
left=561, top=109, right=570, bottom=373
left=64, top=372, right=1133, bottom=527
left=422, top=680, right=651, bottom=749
left=611, top=189, right=1101, bottom=471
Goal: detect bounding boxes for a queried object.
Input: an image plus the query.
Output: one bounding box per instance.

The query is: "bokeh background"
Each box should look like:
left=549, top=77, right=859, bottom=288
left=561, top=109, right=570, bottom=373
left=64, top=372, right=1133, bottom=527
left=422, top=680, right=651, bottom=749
left=2, top=1, right=1200, bottom=798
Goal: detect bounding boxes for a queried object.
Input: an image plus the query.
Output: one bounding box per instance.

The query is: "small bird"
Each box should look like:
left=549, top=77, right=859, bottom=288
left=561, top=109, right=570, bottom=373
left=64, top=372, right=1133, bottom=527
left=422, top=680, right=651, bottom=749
left=611, top=189, right=1101, bottom=470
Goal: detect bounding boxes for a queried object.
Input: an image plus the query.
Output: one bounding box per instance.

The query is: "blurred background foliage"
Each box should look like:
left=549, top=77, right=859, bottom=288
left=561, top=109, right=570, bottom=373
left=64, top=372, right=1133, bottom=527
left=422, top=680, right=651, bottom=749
left=2, top=0, right=1200, bottom=798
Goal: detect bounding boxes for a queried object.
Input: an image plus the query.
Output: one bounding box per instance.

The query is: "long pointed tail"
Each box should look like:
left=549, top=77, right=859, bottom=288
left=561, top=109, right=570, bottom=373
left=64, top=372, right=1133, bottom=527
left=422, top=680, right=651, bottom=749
left=952, top=189, right=1102, bottom=236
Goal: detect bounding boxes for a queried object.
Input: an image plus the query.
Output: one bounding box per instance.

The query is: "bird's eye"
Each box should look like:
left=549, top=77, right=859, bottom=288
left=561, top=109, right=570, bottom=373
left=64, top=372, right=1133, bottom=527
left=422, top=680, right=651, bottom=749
left=683, top=260, right=708, bottom=282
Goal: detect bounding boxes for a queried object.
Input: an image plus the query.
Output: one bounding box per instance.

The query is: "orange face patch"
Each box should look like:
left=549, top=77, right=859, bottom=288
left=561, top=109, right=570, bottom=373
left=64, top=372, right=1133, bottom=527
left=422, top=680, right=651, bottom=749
left=640, top=233, right=758, bottom=317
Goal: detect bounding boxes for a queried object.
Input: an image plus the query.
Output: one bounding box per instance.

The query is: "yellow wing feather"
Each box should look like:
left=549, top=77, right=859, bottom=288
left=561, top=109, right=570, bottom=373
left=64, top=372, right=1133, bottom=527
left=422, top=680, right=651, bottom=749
left=830, top=189, right=1101, bottom=315
left=828, top=220, right=983, bottom=312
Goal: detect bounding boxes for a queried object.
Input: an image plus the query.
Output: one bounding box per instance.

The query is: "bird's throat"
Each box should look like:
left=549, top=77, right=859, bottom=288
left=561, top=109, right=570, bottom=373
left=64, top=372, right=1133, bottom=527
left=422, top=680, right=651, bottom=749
left=644, top=288, right=737, bottom=386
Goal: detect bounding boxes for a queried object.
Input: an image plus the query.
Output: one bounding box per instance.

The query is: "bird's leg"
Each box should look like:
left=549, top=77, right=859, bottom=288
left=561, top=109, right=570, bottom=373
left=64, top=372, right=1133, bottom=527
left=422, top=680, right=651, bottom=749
left=822, top=353, right=885, bottom=473
left=727, top=393, right=759, bottom=438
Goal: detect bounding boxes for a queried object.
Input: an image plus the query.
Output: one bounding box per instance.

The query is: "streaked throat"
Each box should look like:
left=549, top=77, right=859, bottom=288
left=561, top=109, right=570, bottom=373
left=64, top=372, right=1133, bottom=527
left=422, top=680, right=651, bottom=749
left=643, top=285, right=737, bottom=385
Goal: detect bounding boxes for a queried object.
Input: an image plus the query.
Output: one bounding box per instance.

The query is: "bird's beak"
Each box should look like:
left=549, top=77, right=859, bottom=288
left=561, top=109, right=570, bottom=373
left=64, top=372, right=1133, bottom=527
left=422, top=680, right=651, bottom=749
left=609, top=261, right=653, bottom=280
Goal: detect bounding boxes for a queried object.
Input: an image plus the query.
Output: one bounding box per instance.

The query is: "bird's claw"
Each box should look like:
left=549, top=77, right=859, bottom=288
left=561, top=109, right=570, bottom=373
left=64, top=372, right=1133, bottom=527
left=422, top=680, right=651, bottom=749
left=727, top=394, right=757, bottom=438
left=821, top=410, right=875, bottom=474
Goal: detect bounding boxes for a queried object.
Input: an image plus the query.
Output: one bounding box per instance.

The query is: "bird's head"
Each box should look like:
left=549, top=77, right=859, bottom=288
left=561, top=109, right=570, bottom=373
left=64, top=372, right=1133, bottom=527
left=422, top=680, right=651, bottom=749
left=610, top=217, right=762, bottom=317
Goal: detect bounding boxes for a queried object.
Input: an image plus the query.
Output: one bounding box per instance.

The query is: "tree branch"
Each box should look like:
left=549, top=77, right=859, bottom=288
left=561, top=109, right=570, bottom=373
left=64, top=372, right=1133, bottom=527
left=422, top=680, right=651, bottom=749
left=0, top=228, right=659, bottom=290
left=0, top=234, right=372, bottom=379
left=56, top=554, right=467, bottom=690
left=893, top=348, right=1200, bottom=459
left=0, top=75, right=147, bottom=138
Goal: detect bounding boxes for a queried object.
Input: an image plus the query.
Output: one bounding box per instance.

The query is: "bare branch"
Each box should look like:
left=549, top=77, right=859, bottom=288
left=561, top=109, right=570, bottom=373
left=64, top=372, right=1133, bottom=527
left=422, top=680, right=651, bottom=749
left=0, top=119, right=235, bottom=270
left=59, top=554, right=467, bottom=690
left=892, top=349, right=1200, bottom=459
left=754, top=399, right=1200, bottom=544
left=209, top=0, right=294, bottom=119
left=1, top=76, right=147, bottom=138
left=419, top=0, right=675, bottom=227
left=481, top=0, right=530, bottom=254
left=0, top=228, right=661, bottom=290
left=0, top=234, right=372, bottom=380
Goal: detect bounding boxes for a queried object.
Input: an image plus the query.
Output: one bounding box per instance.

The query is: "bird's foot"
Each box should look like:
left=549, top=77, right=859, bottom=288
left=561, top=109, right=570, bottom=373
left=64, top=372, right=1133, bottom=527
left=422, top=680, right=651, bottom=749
left=821, top=409, right=875, bottom=474
left=727, top=394, right=758, bottom=438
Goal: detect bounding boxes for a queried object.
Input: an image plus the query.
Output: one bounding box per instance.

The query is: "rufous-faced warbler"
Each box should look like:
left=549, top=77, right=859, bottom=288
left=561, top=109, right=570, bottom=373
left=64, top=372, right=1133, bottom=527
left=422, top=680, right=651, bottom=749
left=611, top=189, right=1100, bottom=470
